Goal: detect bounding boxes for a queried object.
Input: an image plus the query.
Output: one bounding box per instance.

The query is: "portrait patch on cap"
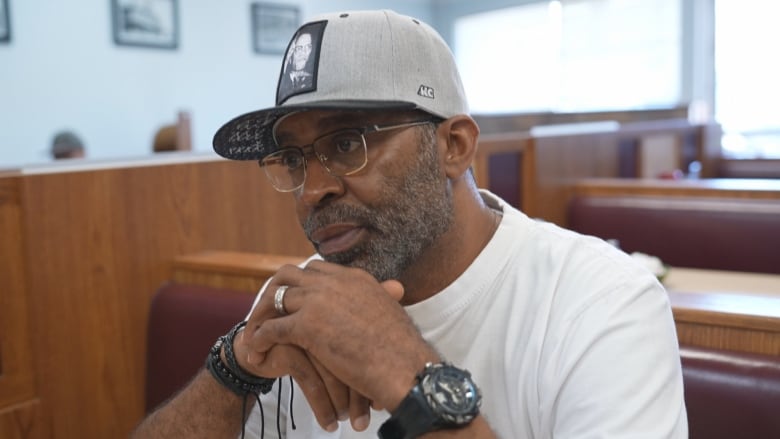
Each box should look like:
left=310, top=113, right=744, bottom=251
left=276, top=20, right=327, bottom=105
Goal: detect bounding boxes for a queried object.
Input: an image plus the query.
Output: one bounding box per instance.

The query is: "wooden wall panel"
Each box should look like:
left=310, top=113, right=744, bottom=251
left=475, top=120, right=719, bottom=227
left=4, top=158, right=314, bottom=438
left=166, top=251, right=780, bottom=358
left=474, top=133, right=531, bottom=207
left=473, top=107, right=688, bottom=134
left=172, top=250, right=305, bottom=292
left=524, top=132, right=622, bottom=226
left=0, top=177, right=40, bottom=439
left=0, top=400, right=40, bottom=439
left=674, top=323, right=780, bottom=356
left=574, top=178, right=780, bottom=200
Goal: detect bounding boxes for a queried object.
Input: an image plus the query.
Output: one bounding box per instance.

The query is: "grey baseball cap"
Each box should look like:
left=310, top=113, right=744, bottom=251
left=213, top=9, right=469, bottom=161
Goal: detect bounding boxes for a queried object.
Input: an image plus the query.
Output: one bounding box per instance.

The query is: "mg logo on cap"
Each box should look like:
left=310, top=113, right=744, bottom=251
left=417, top=85, right=435, bottom=99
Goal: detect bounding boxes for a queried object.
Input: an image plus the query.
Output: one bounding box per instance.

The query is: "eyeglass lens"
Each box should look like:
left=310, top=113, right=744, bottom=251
left=262, top=129, right=368, bottom=191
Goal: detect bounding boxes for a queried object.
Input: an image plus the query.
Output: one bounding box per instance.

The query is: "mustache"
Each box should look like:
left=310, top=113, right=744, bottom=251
left=303, top=203, right=376, bottom=239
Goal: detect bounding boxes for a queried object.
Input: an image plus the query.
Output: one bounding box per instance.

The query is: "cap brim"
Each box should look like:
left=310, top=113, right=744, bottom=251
left=212, top=100, right=418, bottom=161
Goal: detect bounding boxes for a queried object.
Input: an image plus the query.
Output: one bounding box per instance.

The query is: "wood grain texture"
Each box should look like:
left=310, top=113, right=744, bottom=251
left=165, top=251, right=780, bottom=359
left=667, top=268, right=780, bottom=356
left=674, top=322, right=779, bottom=356
left=0, top=177, right=39, bottom=439
left=172, top=250, right=305, bottom=292
left=474, top=133, right=531, bottom=206
left=476, top=121, right=716, bottom=227
left=525, top=131, right=622, bottom=226
left=718, top=158, right=780, bottom=179
left=574, top=177, right=780, bottom=199
left=2, top=159, right=314, bottom=438
left=0, top=400, right=41, bottom=439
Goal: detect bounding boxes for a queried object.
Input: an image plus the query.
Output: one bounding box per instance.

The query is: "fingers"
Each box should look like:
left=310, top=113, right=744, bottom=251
left=380, top=279, right=405, bottom=302
left=309, top=355, right=350, bottom=422
left=243, top=260, right=425, bottom=412
left=264, top=261, right=405, bottom=316
left=349, top=388, right=371, bottom=431
left=241, top=344, right=342, bottom=432
left=283, top=348, right=341, bottom=432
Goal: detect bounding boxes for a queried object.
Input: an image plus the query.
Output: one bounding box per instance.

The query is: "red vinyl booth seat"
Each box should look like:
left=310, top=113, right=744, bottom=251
left=145, top=283, right=780, bottom=438
left=144, top=282, right=255, bottom=412
left=567, top=195, right=780, bottom=274
left=681, top=345, right=780, bottom=439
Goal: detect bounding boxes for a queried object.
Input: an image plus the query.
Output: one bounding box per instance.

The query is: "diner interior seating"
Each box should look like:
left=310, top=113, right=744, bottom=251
left=3, top=115, right=777, bottom=438
left=567, top=195, right=780, bottom=274
left=144, top=279, right=780, bottom=438
left=145, top=282, right=254, bottom=411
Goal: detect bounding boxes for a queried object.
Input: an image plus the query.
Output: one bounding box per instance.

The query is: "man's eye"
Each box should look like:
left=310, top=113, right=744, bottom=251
left=280, top=151, right=303, bottom=170
left=331, top=136, right=362, bottom=154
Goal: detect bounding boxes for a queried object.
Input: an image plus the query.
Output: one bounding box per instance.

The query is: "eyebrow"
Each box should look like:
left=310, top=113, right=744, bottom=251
left=315, top=112, right=374, bottom=131
left=275, top=112, right=374, bottom=146
left=275, top=110, right=424, bottom=146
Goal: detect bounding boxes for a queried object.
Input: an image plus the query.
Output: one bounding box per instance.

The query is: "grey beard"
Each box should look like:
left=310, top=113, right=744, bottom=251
left=302, top=126, right=453, bottom=281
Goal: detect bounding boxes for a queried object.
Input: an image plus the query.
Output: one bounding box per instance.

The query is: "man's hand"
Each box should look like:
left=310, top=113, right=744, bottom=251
left=239, top=261, right=440, bottom=427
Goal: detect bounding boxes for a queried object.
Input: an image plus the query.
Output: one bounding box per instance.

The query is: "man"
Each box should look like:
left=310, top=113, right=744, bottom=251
left=277, top=29, right=317, bottom=100
left=51, top=131, right=86, bottom=159
left=134, top=10, right=687, bottom=439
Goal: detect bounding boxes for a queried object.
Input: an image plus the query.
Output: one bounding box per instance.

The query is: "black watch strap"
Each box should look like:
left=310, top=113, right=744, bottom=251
left=379, top=362, right=481, bottom=439
left=378, top=385, right=435, bottom=439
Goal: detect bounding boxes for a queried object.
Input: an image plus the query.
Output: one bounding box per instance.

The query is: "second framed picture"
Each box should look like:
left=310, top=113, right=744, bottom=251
left=112, top=0, right=179, bottom=49
left=0, top=0, right=11, bottom=43
left=251, top=3, right=300, bottom=55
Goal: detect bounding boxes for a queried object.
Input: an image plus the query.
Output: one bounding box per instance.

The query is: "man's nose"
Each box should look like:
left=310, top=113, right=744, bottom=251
left=297, top=156, right=343, bottom=207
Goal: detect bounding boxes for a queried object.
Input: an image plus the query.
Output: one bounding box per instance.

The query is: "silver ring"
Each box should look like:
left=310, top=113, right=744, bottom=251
left=274, top=286, right=289, bottom=315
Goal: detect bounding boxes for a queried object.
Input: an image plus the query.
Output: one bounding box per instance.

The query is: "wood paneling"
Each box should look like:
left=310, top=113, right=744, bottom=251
left=1, top=158, right=315, bottom=438
left=473, top=132, right=531, bottom=207
left=666, top=267, right=780, bottom=356
left=473, top=107, right=688, bottom=135
left=574, top=178, right=780, bottom=200
left=669, top=291, right=780, bottom=356
left=164, top=251, right=780, bottom=358
left=0, top=400, right=41, bottom=439
left=718, top=159, right=780, bottom=179
left=172, top=250, right=305, bottom=292
left=0, top=177, right=39, bottom=439
left=525, top=131, right=622, bottom=226
left=476, top=120, right=717, bottom=227
left=674, top=322, right=780, bottom=356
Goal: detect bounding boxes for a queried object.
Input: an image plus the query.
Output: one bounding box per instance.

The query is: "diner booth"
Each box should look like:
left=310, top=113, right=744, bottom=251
left=1, top=114, right=779, bottom=438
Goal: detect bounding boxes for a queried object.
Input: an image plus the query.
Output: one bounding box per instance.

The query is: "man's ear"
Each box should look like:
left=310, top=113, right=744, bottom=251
left=437, top=115, right=480, bottom=179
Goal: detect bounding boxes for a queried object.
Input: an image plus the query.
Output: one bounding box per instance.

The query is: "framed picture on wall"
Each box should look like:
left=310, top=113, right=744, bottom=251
left=0, top=0, right=11, bottom=43
left=111, top=0, right=178, bottom=49
left=251, top=3, right=300, bottom=55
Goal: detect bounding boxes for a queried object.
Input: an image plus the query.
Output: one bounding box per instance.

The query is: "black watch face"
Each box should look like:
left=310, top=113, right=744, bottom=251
left=422, top=365, right=481, bottom=425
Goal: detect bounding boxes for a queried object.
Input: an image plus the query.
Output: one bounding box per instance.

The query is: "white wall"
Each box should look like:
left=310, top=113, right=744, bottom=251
left=0, top=0, right=432, bottom=166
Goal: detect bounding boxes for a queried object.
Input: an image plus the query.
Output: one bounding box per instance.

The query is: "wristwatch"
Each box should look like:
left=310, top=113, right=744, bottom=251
left=378, top=362, right=482, bottom=439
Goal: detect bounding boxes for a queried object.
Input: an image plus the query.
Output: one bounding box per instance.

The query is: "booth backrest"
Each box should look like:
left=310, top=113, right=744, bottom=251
left=145, top=283, right=780, bottom=437
left=681, top=345, right=780, bottom=439
left=144, top=282, right=255, bottom=412
left=567, top=195, right=780, bottom=274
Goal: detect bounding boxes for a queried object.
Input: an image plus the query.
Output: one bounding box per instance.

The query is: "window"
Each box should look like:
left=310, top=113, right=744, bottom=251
left=454, top=0, right=681, bottom=114
left=715, top=0, right=780, bottom=158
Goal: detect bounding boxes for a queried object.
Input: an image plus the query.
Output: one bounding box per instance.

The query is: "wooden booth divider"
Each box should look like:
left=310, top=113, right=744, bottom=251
left=170, top=251, right=780, bottom=357
left=473, top=119, right=720, bottom=228
left=0, top=155, right=314, bottom=439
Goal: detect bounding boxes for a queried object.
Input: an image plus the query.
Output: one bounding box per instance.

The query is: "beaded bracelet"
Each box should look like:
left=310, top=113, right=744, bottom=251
left=205, top=321, right=275, bottom=396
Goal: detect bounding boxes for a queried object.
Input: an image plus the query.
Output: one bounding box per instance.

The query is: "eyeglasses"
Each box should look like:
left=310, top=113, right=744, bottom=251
left=261, top=118, right=439, bottom=192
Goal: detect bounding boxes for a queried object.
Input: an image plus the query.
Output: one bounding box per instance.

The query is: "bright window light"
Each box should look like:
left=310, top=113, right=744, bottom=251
left=454, top=0, right=681, bottom=114
left=715, top=0, right=780, bottom=158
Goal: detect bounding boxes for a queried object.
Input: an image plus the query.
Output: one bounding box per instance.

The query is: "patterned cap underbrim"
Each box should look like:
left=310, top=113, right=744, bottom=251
left=212, top=100, right=418, bottom=161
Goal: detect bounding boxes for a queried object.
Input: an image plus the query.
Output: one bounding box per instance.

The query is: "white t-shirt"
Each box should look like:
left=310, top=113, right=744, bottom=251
left=244, top=191, right=688, bottom=438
